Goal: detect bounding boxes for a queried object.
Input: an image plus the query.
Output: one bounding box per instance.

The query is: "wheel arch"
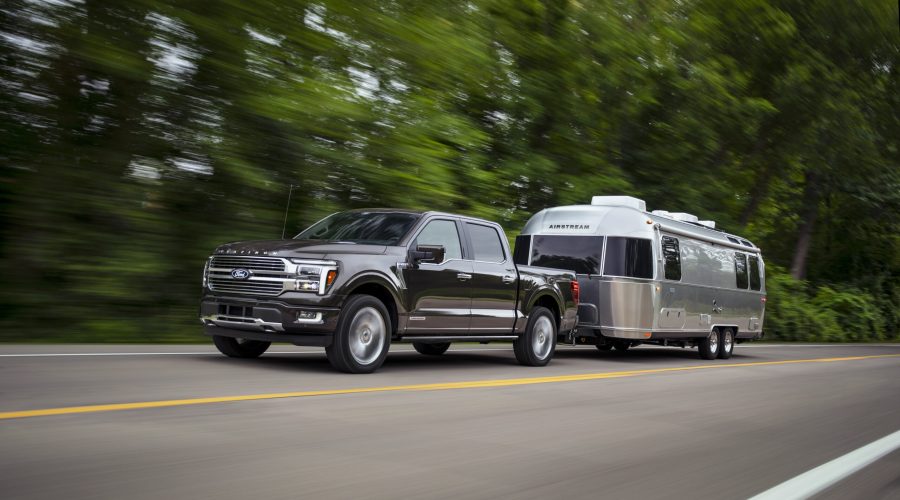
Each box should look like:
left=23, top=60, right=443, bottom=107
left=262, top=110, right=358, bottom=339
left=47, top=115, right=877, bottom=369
left=344, top=275, right=402, bottom=336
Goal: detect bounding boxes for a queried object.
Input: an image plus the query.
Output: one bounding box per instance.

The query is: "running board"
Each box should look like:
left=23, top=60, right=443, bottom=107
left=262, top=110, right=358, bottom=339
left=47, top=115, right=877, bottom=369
left=400, top=335, right=518, bottom=342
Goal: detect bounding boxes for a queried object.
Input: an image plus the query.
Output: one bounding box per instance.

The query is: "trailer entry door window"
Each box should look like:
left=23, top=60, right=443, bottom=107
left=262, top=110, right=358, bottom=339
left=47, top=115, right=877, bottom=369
left=530, top=235, right=604, bottom=275
left=749, top=255, right=761, bottom=291
left=661, top=236, right=681, bottom=281
left=604, top=237, right=653, bottom=279
left=734, top=252, right=749, bottom=289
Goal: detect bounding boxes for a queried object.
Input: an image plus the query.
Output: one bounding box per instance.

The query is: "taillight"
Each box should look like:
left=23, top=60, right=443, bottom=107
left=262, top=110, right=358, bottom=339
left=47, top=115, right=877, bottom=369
left=571, top=280, right=580, bottom=304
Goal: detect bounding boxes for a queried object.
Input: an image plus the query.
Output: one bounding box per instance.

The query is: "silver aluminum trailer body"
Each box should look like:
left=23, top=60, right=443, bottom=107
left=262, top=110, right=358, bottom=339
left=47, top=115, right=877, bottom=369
left=516, top=197, right=765, bottom=354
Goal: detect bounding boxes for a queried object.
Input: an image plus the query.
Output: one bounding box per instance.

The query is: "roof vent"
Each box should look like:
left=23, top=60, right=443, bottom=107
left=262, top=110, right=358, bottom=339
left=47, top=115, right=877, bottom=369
left=590, top=196, right=646, bottom=211
left=697, top=220, right=716, bottom=229
left=669, top=212, right=699, bottom=223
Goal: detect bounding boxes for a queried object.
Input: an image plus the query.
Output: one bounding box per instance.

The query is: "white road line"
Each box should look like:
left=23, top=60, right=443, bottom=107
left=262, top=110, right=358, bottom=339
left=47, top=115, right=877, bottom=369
left=1, top=345, right=896, bottom=357
left=749, top=429, right=900, bottom=500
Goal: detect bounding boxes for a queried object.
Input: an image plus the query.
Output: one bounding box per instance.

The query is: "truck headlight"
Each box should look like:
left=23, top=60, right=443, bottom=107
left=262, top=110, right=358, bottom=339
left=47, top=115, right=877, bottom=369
left=289, top=259, right=338, bottom=294
left=202, top=257, right=211, bottom=288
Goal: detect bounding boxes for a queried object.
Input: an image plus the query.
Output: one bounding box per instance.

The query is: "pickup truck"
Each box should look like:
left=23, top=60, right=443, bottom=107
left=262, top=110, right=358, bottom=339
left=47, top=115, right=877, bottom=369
left=200, top=209, right=579, bottom=373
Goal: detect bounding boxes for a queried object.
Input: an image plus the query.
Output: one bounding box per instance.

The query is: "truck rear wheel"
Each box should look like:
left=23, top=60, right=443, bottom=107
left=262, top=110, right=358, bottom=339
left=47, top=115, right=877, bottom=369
left=326, top=294, right=391, bottom=373
left=413, top=342, right=450, bottom=356
left=212, top=336, right=270, bottom=358
left=514, top=307, right=556, bottom=367
left=698, top=329, right=720, bottom=360
left=718, top=328, right=734, bottom=359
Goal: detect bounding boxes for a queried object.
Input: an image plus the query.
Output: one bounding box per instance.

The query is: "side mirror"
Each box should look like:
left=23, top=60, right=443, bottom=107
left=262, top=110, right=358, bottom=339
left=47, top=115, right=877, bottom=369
left=409, top=245, right=445, bottom=268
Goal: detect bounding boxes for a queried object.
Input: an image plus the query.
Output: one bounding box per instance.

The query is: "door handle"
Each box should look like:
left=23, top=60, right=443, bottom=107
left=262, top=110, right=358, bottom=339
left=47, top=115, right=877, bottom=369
left=502, top=275, right=515, bottom=284
left=457, top=273, right=472, bottom=281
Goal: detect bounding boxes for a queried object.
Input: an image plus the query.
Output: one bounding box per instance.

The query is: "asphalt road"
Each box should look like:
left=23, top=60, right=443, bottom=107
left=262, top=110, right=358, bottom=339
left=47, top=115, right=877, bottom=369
left=1, top=343, right=898, bottom=499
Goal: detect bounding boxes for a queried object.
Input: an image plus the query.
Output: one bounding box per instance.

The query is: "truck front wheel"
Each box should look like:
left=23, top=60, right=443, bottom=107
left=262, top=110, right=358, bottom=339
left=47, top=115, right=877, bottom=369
left=212, top=336, right=270, bottom=358
left=326, top=294, right=391, bottom=373
left=514, top=306, right=556, bottom=367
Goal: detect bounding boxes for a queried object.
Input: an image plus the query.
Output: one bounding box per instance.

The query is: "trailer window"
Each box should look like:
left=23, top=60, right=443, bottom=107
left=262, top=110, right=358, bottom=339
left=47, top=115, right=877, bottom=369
left=734, top=252, right=749, bottom=289
left=749, top=255, right=761, bottom=291
left=604, top=237, right=653, bottom=279
left=530, top=235, right=604, bottom=275
left=661, top=236, right=681, bottom=281
left=513, top=235, right=531, bottom=265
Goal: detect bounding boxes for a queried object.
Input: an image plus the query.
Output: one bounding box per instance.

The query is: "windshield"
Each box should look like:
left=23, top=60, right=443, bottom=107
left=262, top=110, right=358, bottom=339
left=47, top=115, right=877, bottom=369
left=295, top=211, right=420, bottom=245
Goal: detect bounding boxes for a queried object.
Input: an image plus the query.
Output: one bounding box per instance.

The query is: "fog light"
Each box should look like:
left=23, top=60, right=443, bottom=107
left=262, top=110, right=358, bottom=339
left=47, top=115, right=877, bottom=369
left=297, top=310, right=318, bottom=320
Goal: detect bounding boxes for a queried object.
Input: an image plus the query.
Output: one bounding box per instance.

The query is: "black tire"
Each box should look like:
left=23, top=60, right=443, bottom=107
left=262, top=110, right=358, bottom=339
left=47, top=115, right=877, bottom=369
left=613, top=341, right=631, bottom=352
left=718, top=328, right=734, bottom=359
left=698, top=329, right=721, bottom=360
left=212, top=335, right=270, bottom=358
left=513, top=306, right=557, bottom=367
left=326, top=294, right=391, bottom=373
left=595, top=344, right=613, bottom=351
left=413, top=342, right=451, bottom=356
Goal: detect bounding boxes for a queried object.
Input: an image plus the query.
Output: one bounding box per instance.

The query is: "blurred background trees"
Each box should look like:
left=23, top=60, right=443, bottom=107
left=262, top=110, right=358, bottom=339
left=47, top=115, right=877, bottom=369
left=1, top=0, right=897, bottom=342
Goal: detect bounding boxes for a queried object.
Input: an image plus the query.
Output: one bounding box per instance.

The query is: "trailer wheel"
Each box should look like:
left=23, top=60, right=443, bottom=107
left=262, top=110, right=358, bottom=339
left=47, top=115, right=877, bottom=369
left=514, top=307, right=556, bottom=366
left=718, top=328, right=734, bottom=359
left=413, top=342, right=450, bottom=356
left=613, top=340, right=630, bottom=352
left=325, top=294, right=391, bottom=373
left=212, top=336, right=270, bottom=358
left=698, top=329, right=720, bottom=360
left=595, top=344, right=613, bottom=351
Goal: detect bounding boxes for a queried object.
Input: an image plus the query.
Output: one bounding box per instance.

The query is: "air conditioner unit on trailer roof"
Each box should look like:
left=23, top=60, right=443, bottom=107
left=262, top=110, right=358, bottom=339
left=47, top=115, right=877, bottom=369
left=590, top=196, right=646, bottom=211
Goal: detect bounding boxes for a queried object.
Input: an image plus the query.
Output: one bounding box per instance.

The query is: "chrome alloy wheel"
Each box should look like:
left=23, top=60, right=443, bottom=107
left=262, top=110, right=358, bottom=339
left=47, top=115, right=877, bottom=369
left=722, top=329, right=733, bottom=353
left=708, top=330, right=719, bottom=354
left=348, top=306, right=386, bottom=366
left=532, top=316, right=554, bottom=360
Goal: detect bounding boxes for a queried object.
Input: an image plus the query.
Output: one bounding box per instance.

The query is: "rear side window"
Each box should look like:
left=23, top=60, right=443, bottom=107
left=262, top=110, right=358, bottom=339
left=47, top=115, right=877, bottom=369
left=661, top=236, right=681, bottom=281
left=513, top=235, right=531, bottom=265
left=530, top=235, right=604, bottom=275
left=604, top=237, right=653, bottom=279
left=749, top=255, right=761, bottom=291
left=734, top=252, right=749, bottom=289
left=466, top=223, right=505, bottom=262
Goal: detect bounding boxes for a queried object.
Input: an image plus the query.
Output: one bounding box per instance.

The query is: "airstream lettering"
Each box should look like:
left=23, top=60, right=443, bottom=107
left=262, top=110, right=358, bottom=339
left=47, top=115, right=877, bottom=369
left=515, top=196, right=765, bottom=360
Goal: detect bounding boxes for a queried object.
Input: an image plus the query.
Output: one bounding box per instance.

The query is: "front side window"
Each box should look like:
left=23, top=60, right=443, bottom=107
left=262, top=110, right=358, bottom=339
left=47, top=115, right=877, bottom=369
left=735, top=252, right=749, bottom=289
left=466, top=223, right=505, bottom=262
left=661, top=236, right=681, bottom=281
left=530, top=235, right=604, bottom=275
left=296, top=211, right=419, bottom=245
left=749, top=255, right=761, bottom=291
left=412, top=219, right=462, bottom=262
left=604, top=237, right=653, bottom=279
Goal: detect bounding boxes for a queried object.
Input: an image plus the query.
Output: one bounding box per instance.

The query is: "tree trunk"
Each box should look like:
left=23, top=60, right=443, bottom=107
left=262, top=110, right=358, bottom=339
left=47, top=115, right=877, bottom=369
left=790, top=170, right=821, bottom=280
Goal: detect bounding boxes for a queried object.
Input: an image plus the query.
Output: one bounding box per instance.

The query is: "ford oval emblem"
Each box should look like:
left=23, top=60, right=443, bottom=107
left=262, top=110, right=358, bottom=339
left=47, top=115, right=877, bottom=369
left=231, top=268, right=251, bottom=280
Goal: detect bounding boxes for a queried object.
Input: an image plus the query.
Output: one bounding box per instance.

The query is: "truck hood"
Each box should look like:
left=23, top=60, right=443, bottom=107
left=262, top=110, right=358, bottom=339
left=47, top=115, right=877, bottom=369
left=215, top=240, right=388, bottom=258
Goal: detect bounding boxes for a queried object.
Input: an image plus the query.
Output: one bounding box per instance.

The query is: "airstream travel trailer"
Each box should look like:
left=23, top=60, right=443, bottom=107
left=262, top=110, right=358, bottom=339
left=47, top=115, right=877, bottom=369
left=514, top=196, right=765, bottom=360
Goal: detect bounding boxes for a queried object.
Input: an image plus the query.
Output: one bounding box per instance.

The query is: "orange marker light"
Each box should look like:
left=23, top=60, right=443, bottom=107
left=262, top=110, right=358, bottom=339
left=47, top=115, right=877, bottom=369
left=326, top=270, right=337, bottom=286
left=643, top=332, right=652, bottom=338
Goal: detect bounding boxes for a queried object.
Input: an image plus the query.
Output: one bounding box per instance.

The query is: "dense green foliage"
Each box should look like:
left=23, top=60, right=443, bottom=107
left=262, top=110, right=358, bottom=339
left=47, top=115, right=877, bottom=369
left=1, top=0, right=898, bottom=342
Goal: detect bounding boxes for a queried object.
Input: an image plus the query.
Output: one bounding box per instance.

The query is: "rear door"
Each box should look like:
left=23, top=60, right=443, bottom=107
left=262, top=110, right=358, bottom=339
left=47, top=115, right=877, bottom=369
left=464, top=222, right=519, bottom=334
left=403, top=218, right=472, bottom=334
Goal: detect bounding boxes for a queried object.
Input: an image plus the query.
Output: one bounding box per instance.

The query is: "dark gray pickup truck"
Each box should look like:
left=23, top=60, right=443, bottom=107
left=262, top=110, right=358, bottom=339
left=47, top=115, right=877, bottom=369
left=200, top=209, right=578, bottom=373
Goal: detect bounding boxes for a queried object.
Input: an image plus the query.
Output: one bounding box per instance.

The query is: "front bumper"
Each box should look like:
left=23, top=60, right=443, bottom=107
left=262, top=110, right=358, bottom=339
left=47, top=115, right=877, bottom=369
left=199, top=296, right=340, bottom=346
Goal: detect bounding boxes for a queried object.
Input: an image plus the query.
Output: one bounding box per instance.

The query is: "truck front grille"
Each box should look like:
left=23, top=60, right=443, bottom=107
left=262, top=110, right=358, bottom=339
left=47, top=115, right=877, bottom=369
left=207, top=256, right=289, bottom=296
left=210, top=256, right=285, bottom=272
left=207, top=277, right=285, bottom=296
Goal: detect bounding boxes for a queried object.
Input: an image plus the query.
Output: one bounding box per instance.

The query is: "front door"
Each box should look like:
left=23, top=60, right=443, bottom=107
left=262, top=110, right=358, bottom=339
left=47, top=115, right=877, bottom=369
left=464, top=222, right=519, bottom=334
left=403, top=218, right=472, bottom=334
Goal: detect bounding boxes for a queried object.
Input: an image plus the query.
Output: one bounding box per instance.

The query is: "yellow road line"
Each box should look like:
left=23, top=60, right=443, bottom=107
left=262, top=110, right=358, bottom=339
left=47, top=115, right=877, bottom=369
left=2, top=354, right=898, bottom=421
